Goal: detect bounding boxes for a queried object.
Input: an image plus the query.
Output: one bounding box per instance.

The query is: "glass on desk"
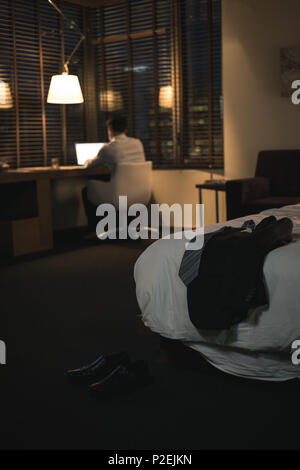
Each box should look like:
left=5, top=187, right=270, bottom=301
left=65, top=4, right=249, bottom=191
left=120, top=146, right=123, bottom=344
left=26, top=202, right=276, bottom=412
left=51, top=158, right=60, bottom=169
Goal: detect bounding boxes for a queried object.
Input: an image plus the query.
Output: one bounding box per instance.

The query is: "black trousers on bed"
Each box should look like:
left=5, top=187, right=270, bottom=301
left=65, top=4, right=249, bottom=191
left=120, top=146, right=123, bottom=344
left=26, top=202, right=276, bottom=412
left=187, top=216, right=293, bottom=330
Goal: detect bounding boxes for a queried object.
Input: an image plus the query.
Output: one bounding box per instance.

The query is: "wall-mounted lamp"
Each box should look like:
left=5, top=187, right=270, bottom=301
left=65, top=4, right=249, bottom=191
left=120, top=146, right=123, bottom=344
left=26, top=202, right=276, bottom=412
left=47, top=0, right=85, bottom=104
left=0, top=80, right=13, bottom=109
left=159, top=85, right=173, bottom=108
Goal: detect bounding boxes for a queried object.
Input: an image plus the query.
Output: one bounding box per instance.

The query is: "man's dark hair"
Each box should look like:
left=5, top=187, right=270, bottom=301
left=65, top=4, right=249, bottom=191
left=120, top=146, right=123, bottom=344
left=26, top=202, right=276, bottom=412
left=106, top=113, right=127, bottom=133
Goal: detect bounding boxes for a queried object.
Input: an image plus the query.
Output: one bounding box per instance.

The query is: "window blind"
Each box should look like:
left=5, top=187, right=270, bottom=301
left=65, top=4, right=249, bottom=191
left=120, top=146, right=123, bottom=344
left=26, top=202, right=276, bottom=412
left=92, top=0, right=173, bottom=166
left=92, top=0, right=222, bottom=168
left=181, top=0, right=223, bottom=168
left=0, top=0, right=19, bottom=168
left=0, top=0, right=85, bottom=168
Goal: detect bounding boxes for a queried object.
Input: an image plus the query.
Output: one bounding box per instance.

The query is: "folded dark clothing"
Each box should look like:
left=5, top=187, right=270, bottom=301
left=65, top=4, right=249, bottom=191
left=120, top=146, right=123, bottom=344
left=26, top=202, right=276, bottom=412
left=186, top=216, right=293, bottom=330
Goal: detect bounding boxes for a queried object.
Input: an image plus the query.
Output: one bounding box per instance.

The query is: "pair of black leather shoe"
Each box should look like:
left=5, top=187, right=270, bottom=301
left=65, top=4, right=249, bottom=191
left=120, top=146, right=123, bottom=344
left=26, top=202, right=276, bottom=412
left=252, top=215, right=293, bottom=252
left=65, top=352, right=153, bottom=396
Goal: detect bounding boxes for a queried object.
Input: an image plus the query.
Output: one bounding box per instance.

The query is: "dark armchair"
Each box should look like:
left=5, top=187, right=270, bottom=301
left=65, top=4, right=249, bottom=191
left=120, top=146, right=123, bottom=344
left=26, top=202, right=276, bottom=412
left=226, top=150, right=300, bottom=220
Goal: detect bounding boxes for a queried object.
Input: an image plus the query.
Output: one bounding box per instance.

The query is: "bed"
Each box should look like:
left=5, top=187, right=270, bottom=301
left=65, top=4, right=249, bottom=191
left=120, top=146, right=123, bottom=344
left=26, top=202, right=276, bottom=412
left=134, top=204, right=300, bottom=381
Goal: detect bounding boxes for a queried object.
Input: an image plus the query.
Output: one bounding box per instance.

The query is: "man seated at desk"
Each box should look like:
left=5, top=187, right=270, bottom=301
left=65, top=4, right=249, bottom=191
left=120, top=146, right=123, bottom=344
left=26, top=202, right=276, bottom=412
left=82, top=113, right=146, bottom=236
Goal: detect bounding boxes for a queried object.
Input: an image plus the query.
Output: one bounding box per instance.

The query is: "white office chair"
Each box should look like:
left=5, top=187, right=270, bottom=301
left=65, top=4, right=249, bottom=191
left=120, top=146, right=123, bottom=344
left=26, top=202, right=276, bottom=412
left=87, top=161, right=153, bottom=239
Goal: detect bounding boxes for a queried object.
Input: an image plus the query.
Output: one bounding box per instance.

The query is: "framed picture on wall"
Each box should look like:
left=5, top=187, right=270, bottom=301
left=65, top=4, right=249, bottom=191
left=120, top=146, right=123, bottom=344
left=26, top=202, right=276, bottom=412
left=281, top=46, right=300, bottom=97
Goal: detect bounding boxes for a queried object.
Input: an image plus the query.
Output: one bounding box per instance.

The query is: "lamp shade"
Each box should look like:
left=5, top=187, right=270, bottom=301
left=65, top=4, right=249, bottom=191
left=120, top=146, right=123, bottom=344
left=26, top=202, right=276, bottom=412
left=0, top=80, right=13, bottom=109
left=47, top=73, right=84, bottom=104
left=159, top=85, right=173, bottom=108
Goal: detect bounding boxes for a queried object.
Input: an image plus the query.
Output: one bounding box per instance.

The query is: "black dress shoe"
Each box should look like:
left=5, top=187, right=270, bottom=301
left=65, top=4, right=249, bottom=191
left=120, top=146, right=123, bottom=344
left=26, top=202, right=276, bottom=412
left=254, top=216, right=277, bottom=231
left=253, top=216, right=293, bottom=253
left=89, top=360, right=153, bottom=397
left=65, top=351, right=130, bottom=384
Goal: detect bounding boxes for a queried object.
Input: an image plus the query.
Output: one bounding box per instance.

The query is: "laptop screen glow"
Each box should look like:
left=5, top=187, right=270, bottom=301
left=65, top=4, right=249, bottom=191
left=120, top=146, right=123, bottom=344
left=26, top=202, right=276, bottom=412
left=75, top=142, right=105, bottom=165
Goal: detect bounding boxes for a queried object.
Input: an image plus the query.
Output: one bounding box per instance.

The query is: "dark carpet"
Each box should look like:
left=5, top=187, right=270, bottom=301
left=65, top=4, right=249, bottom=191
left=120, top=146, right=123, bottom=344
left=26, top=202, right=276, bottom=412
left=1, top=236, right=300, bottom=450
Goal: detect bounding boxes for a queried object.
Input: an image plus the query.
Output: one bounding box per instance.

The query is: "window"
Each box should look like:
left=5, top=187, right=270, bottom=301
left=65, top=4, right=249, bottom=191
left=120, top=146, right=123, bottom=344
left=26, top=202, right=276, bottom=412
left=92, top=0, right=223, bottom=169
left=0, top=0, right=85, bottom=168
left=181, top=0, right=223, bottom=168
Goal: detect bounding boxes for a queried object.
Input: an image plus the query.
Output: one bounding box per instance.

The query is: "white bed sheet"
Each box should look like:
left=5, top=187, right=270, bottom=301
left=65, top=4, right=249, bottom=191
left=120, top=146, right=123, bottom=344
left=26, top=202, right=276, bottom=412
left=134, top=204, right=300, bottom=381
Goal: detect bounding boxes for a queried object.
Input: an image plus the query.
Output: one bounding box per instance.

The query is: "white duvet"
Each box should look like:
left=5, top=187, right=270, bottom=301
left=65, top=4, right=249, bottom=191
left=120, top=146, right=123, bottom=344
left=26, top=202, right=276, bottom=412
left=134, top=204, right=300, bottom=381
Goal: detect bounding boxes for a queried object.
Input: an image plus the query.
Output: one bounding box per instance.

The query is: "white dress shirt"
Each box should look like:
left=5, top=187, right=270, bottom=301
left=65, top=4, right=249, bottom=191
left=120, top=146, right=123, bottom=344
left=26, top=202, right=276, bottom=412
left=86, top=133, right=145, bottom=174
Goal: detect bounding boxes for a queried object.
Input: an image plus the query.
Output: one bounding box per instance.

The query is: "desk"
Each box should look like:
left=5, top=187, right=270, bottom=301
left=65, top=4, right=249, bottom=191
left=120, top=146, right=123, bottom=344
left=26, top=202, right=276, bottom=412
left=0, top=165, right=109, bottom=183
left=0, top=165, right=109, bottom=255
left=196, top=182, right=227, bottom=223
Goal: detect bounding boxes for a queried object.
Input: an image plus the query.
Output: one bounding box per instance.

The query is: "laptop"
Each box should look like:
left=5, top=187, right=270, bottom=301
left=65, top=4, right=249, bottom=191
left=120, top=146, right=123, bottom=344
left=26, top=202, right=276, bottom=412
left=75, top=142, right=105, bottom=166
